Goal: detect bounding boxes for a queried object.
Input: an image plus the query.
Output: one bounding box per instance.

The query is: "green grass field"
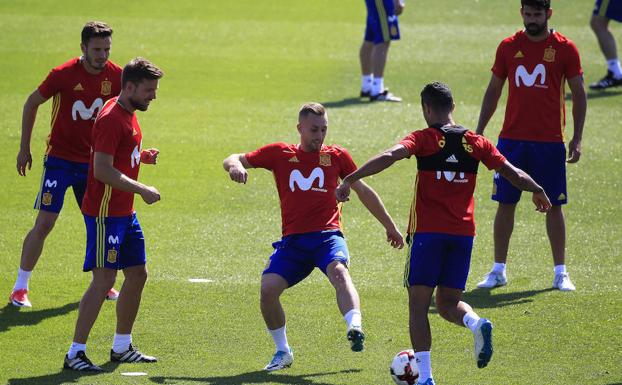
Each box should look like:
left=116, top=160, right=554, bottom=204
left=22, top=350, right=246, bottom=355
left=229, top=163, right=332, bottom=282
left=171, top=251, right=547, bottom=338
left=1, top=1, right=621, bottom=384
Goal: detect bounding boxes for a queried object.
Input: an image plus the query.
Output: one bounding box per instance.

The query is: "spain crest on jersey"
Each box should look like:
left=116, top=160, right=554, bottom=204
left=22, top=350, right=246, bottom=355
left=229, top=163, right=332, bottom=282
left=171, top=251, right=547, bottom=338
left=543, top=47, right=556, bottom=63
left=319, top=153, right=331, bottom=166
left=101, top=80, right=112, bottom=96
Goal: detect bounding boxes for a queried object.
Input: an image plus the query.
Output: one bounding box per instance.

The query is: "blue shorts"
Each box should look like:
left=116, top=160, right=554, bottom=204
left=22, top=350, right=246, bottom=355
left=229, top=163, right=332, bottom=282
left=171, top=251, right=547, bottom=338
left=263, top=230, right=350, bottom=287
left=492, top=138, right=567, bottom=205
left=33, top=156, right=88, bottom=213
left=405, top=233, right=474, bottom=290
left=364, top=0, right=400, bottom=44
left=83, top=213, right=146, bottom=272
left=594, top=0, right=622, bottom=22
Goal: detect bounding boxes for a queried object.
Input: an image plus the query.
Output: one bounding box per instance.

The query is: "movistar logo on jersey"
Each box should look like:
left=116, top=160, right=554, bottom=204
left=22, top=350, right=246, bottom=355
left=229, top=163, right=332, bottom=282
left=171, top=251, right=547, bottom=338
left=72, top=98, right=104, bottom=121
left=44, top=179, right=58, bottom=188
left=515, top=64, right=547, bottom=88
left=289, top=167, right=326, bottom=192
left=436, top=171, right=468, bottom=184
left=108, top=235, right=120, bottom=244
left=130, top=141, right=142, bottom=168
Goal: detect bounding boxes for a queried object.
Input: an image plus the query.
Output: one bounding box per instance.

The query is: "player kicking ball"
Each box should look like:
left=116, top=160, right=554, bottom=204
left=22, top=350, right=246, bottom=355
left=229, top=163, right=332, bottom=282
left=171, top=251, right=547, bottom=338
left=223, top=103, right=404, bottom=371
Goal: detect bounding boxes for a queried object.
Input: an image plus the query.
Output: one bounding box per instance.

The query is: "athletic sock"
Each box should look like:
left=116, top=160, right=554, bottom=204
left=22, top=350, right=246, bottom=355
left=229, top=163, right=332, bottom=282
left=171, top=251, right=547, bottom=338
left=554, top=264, right=567, bottom=276
left=361, top=74, right=373, bottom=92
left=414, top=351, right=432, bottom=382
left=463, top=312, right=481, bottom=333
left=607, top=58, right=622, bottom=79
left=344, top=309, right=362, bottom=330
left=491, top=262, right=506, bottom=274
left=268, top=325, right=290, bottom=353
left=67, top=342, right=86, bottom=359
left=112, top=333, right=132, bottom=354
left=371, top=77, right=384, bottom=96
left=13, top=268, right=32, bottom=291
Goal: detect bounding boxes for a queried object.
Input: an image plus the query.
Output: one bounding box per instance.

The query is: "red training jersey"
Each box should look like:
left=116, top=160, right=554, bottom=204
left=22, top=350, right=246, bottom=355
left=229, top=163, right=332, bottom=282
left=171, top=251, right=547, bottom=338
left=492, top=30, right=582, bottom=142
left=245, top=143, right=357, bottom=236
left=81, top=98, right=143, bottom=217
left=37, top=58, right=122, bottom=163
left=400, top=128, right=506, bottom=236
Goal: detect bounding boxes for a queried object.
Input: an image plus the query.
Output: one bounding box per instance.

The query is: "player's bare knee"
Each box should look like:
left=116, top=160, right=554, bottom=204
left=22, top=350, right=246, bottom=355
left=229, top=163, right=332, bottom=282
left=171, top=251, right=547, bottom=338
left=92, top=270, right=117, bottom=293
left=327, top=262, right=350, bottom=289
left=32, top=213, right=58, bottom=237
left=590, top=15, right=608, bottom=33
left=260, top=282, right=283, bottom=302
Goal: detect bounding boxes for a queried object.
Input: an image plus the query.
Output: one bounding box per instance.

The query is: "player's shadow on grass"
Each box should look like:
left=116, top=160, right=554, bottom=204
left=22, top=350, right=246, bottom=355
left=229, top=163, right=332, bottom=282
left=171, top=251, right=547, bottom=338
left=462, top=287, right=555, bottom=308
left=0, top=301, right=79, bottom=333
left=149, top=368, right=362, bottom=385
left=6, top=361, right=120, bottom=385
left=321, top=97, right=369, bottom=109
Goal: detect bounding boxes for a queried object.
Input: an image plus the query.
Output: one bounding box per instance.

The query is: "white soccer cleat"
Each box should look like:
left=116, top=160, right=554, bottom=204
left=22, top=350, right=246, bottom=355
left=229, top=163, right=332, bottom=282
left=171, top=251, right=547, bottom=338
left=552, top=272, right=576, bottom=291
left=264, top=349, right=293, bottom=371
left=473, top=318, right=493, bottom=368
left=476, top=271, right=507, bottom=289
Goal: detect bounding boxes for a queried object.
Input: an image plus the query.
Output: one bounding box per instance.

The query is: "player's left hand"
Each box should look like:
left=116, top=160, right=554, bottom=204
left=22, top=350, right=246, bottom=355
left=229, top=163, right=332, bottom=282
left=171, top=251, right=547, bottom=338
left=141, top=148, right=159, bottom=165
left=394, top=0, right=405, bottom=15
left=386, top=226, right=404, bottom=249
left=335, top=182, right=351, bottom=202
left=567, top=138, right=581, bottom=163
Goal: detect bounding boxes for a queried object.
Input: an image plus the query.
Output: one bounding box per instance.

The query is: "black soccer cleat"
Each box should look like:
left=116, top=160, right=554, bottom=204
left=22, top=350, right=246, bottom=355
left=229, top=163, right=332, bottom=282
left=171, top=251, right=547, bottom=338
left=589, top=71, right=622, bottom=90
left=63, top=351, right=103, bottom=372
left=110, top=344, right=158, bottom=363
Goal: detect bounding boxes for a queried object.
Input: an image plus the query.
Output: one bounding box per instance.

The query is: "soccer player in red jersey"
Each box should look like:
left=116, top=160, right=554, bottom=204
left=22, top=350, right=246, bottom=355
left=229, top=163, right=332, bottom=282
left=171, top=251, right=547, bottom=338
left=63, top=58, right=163, bottom=372
left=475, top=0, right=587, bottom=292
left=223, top=103, right=404, bottom=371
left=11, top=21, right=122, bottom=307
left=336, top=82, right=551, bottom=385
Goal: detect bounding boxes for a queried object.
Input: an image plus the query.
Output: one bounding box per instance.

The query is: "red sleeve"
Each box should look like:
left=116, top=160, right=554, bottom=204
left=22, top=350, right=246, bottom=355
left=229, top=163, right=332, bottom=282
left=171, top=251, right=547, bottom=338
left=337, top=147, right=357, bottom=179
left=469, top=134, right=506, bottom=170
left=491, top=42, right=508, bottom=79
left=92, top=115, right=123, bottom=156
left=245, top=142, right=284, bottom=170
left=564, top=40, right=583, bottom=79
left=399, top=131, right=422, bottom=156
left=37, top=68, right=64, bottom=99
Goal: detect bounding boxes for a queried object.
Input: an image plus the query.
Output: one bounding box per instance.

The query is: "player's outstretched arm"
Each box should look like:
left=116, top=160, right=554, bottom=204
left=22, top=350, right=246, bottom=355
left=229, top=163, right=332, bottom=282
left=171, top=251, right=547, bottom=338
left=567, top=75, right=587, bottom=164
left=351, top=181, right=404, bottom=249
left=141, top=148, right=160, bottom=165
left=475, top=74, right=505, bottom=136
left=496, top=161, right=551, bottom=212
left=223, top=153, right=253, bottom=184
left=336, top=144, right=410, bottom=202
left=93, top=152, right=160, bottom=204
left=17, top=90, right=47, bottom=176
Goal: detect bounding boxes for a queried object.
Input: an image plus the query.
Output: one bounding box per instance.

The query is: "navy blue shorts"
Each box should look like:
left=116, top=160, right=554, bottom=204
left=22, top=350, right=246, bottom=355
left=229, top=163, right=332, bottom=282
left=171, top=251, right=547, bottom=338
left=364, top=0, right=400, bottom=44
left=263, top=230, right=350, bottom=287
left=33, top=156, right=88, bottom=213
left=594, top=0, right=622, bottom=22
left=405, top=233, right=474, bottom=290
left=83, top=213, right=146, bottom=272
left=492, top=138, right=567, bottom=205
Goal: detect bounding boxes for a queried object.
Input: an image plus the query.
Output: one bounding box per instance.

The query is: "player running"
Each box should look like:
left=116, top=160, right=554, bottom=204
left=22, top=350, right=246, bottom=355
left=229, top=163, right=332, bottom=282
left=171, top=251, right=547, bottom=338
left=63, top=58, right=163, bottom=372
left=11, top=21, right=122, bottom=307
left=223, top=102, right=404, bottom=371
left=336, top=82, right=551, bottom=385
left=475, top=0, right=587, bottom=291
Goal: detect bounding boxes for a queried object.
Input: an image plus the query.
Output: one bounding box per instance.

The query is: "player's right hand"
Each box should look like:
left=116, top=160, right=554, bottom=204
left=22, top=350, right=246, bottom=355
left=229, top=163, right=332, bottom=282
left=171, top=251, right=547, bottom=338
left=386, top=226, right=404, bottom=249
left=335, top=183, right=351, bottom=202
left=394, top=0, right=405, bottom=15
left=229, top=165, right=248, bottom=184
left=532, top=191, right=551, bottom=213
left=16, top=149, right=32, bottom=176
left=140, top=186, right=161, bottom=204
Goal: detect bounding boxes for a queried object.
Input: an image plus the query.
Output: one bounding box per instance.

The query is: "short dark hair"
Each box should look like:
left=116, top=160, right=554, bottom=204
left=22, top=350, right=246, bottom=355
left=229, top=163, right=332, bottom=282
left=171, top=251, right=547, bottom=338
left=121, top=57, right=164, bottom=86
left=298, top=102, right=326, bottom=121
left=420, top=82, right=454, bottom=114
left=521, top=0, right=550, bottom=10
left=81, top=21, right=113, bottom=46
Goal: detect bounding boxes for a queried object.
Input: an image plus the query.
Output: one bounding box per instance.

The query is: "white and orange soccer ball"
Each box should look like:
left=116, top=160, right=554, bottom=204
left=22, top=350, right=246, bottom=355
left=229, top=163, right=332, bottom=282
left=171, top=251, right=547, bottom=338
left=390, top=349, right=420, bottom=385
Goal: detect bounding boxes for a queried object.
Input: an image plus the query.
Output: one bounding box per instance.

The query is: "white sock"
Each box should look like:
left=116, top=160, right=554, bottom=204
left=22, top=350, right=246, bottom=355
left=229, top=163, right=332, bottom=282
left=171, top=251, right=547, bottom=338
left=112, top=333, right=132, bottom=353
left=463, top=312, right=481, bottom=333
left=13, top=268, right=32, bottom=291
left=268, top=325, right=290, bottom=353
left=361, top=74, right=373, bottom=92
left=607, top=58, right=622, bottom=79
left=344, top=309, right=362, bottom=330
left=371, top=77, right=384, bottom=96
left=414, top=351, right=432, bottom=381
left=554, top=264, right=567, bottom=276
left=491, top=263, right=506, bottom=274
left=67, top=342, right=86, bottom=359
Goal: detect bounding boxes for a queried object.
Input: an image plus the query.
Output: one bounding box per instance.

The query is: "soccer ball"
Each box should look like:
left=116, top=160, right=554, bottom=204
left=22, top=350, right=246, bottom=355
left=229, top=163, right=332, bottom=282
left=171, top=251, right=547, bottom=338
left=390, top=349, right=419, bottom=385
